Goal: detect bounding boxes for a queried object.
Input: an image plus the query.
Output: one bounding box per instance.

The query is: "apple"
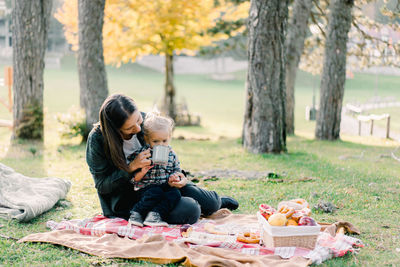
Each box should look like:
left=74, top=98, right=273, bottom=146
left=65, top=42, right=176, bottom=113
left=298, top=216, right=317, bottom=226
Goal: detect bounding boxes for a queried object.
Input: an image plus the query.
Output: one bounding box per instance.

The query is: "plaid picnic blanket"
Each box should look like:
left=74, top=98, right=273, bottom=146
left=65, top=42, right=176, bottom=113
left=46, top=214, right=363, bottom=265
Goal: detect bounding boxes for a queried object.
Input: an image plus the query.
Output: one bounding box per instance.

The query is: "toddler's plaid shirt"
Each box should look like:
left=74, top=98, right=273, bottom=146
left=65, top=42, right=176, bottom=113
left=127, top=144, right=181, bottom=190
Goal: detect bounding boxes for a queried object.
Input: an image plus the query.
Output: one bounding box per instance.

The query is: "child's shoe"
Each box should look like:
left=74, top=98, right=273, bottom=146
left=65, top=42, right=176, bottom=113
left=128, top=211, right=144, bottom=227
left=143, top=211, right=168, bottom=227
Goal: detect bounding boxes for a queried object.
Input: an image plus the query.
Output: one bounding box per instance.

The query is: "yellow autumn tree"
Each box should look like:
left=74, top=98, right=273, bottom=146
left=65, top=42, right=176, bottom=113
left=55, top=0, right=244, bottom=120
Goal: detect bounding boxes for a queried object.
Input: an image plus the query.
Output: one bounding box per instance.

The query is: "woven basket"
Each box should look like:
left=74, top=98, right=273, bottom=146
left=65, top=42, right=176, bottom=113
left=257, top=212, right=320, bottom=250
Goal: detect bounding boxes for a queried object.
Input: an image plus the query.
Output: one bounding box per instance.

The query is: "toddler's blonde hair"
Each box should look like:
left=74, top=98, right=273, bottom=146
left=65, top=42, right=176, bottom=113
left=143, top=111, right=174, bottom=137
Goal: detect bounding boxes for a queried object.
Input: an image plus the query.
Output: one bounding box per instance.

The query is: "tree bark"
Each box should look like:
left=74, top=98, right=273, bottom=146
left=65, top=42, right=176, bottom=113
left=78, top=0, right=108, bottom=137
left=285, top=0, right=313, bottom=135
left=315, top=0, right=353, bottom=140
left=243, top=0, right=288, bottom=154
left=163, top=53, right=176, bottom=120
left=12, top=0, right=52, bottom=140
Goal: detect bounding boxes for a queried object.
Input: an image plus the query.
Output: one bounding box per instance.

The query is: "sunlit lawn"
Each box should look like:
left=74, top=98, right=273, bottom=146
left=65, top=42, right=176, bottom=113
left=0, top=55, right=400, bottom=266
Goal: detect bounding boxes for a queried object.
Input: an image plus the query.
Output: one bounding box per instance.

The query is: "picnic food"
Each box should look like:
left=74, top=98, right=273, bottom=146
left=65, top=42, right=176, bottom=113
left=268, top=213, right=287, bottom=226
left=180, top=224, right=193, bottom=237
left=203, top=222, right=229, bottom=235
left=291, top=208, right=312, bottom=222
left=278, top=205, right=295, bottom=218
left=237, top=232, right=260, bottom=244
left=291, top=198, right=310, bottom=208
left=259, top=198, right=317, bottom=227
left=277, top=198, right=309, bottom=211
left=286, top=219, right=298, bottom=226
left=298, top=216, right=317, bottom=226
left=259, top=204, right=276, bottom=220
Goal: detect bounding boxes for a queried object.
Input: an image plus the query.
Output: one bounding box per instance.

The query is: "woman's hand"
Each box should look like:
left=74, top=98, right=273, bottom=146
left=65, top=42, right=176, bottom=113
left=168, top=172, right=187, bottom=188
left=128, top=148, right=151, bottom=172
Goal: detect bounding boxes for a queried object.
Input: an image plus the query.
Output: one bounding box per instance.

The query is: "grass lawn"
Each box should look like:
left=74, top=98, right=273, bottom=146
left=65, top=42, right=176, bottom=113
left=0, top=55, right=400, bottom=266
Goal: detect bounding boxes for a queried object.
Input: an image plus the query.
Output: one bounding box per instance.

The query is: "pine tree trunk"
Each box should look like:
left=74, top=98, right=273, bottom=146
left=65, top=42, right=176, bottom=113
left=243, top=0, right=288, bottom=154
left=315, top=0, right=353, bottom=140
left=285, top=0, right=313, bottom=135
left=12, top=0, right=52, bottom=140
left=78, top=0, right=108, bottom=137
left=163, top=53, right=176, bottom=120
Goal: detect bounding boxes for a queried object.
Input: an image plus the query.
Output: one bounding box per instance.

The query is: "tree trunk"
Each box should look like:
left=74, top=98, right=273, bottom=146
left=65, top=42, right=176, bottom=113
left=243, top=0, right=288, bottom=154
left=78, top=0, right=108, bottom=137
left=315, top=0, right=353, bottom=140
left=163, top=53, right=176, bottom=120
left=285, top=0, right=313, bottom=135
left=12, top=0, right=52, bottom=140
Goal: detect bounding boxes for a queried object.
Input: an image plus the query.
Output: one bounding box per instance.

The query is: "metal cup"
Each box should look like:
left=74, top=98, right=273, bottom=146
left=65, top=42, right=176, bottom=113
left=151, top=145, right=169, bottom=165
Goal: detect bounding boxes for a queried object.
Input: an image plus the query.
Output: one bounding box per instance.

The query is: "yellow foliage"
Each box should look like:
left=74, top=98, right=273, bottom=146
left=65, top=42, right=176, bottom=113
left=55, top=0, right=246, bottom=66
left=54, top=0, right=79, bottom=51
left=217, top=1, right=249, bottom=23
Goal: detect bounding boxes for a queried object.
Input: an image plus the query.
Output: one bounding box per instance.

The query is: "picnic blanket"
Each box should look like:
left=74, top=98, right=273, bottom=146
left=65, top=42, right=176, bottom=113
left=0, top=163, right=71, bottom=222
left=19, top=210, right=363, bottom=266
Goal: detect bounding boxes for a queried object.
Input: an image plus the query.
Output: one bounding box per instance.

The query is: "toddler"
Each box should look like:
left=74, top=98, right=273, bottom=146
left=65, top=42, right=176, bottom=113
left=127, top=112, right=181, bottom=227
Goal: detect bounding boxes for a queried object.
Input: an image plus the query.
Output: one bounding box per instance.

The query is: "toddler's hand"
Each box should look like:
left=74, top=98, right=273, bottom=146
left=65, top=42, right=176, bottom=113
left=169, top=173, right=181, bottom=182
left=169, top=172, right=187, bottom=188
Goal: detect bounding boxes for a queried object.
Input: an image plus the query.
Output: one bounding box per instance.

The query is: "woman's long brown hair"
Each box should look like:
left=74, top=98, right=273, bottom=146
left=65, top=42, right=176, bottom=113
left=99, top=94, right=137, bottom=172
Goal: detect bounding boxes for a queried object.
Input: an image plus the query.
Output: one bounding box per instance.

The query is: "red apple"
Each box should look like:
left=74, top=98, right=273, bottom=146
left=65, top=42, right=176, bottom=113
left=298, top=216, right=317, bottom=226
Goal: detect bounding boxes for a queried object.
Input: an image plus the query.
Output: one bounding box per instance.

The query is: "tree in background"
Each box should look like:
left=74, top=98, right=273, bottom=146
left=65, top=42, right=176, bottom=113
left=243, top=0, right=288, bottom=153
left=315, top=0, right=354, bottom=140
left=12, top=0, right=52, bottom=140
left=301, top=0, right=400, bottom=73
left=285, top=0, right=313, bottom=135
left=201, top=0, right=399, bottom=135
left=78, top=0, right=108, bottom=137
left=204, top=0, right=400, bottom=72
left=56, top=0, right=231, bottom=120
left=198, top=0, right=249, bottom=61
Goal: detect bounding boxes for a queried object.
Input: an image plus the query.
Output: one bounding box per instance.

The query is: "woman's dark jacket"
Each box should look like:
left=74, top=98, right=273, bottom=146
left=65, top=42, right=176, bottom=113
left=86, top=114, right=146, bottom=219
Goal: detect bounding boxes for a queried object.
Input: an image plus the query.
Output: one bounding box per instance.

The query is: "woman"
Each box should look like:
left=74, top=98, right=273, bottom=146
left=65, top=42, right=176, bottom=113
left=86, top=94, right=238, bottom=224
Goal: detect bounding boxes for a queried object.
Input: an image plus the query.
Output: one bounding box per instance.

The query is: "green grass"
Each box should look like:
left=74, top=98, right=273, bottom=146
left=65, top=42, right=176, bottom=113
left=1, top=55, right=400, bottom=266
